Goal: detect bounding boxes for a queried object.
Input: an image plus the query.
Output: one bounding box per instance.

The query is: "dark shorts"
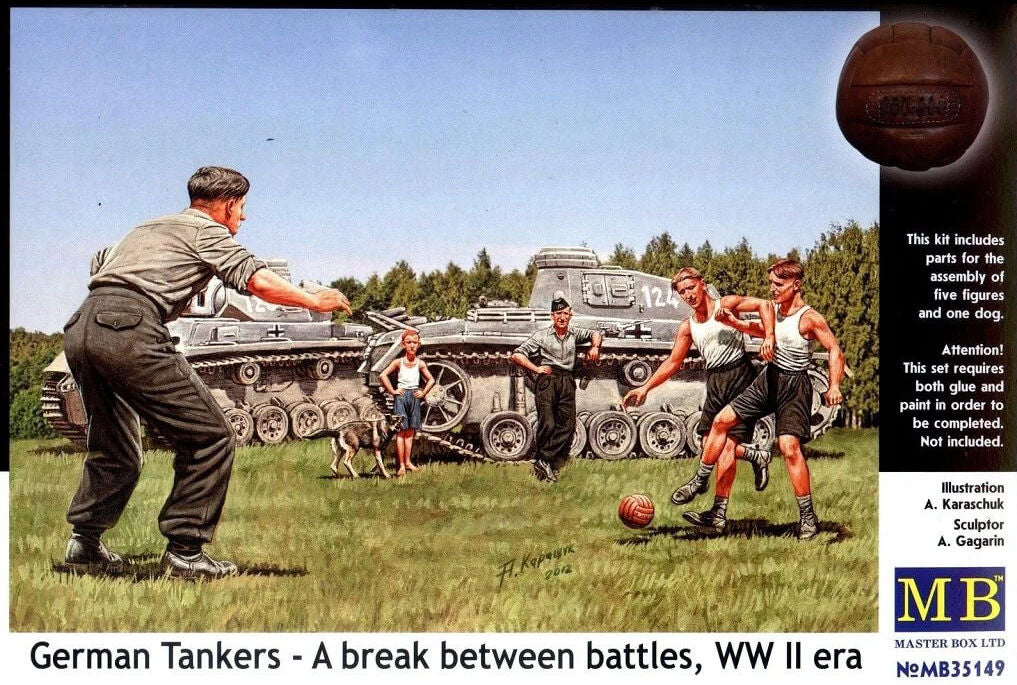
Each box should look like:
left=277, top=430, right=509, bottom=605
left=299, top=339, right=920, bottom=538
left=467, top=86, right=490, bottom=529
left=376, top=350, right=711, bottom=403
left=393, top=390, right=422, bottom=431
left=729, top=364, right=813, bottom=444
left=698, top=357, right=757, bottom=444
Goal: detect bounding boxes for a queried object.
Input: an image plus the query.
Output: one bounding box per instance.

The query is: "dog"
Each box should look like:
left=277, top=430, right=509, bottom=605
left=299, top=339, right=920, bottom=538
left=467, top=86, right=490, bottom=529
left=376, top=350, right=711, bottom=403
left=306, top=413, right=403, bottom=479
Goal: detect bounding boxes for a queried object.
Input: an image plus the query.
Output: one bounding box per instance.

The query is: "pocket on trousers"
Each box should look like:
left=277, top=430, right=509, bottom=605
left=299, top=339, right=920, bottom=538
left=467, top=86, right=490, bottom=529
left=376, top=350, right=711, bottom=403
left=62, top=311, right=81, bottom=331
left=95, top=311, right=143, bottom=330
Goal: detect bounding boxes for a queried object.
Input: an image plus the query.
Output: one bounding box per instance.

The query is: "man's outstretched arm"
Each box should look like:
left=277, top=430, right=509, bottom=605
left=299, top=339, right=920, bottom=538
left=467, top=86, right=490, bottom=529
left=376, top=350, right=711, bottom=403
left=246, top=268, right=352, bottom=315
left=718, top=295, right=775, bottom=360
left=623, top=320, right=693, bottom=407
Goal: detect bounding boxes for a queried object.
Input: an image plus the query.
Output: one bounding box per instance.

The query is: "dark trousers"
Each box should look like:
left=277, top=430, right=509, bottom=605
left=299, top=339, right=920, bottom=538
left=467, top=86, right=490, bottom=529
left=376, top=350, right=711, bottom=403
left=63, top=287, right=235, bottom=546
left=534, top=369, right=576, bottom=471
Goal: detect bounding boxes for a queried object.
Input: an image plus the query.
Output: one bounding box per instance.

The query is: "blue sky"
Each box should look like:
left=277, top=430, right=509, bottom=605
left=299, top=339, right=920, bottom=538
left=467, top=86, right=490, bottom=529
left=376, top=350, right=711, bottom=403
left=10, top=9, right=878, bottom=332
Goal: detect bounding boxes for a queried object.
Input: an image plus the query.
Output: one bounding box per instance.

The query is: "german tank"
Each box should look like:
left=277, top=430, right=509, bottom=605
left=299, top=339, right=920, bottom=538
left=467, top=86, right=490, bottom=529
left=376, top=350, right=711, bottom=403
left=361, top=247, right=840, bottom=462
left=41, top=260, right=374, bottom=447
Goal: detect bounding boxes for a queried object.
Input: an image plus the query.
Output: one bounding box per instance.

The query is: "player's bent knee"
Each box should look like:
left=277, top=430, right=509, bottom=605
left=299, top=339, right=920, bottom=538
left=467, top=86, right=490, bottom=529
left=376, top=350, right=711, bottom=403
left=712, top=407, right=739, bottom=431
left=777, top=435, right=801, bottom=456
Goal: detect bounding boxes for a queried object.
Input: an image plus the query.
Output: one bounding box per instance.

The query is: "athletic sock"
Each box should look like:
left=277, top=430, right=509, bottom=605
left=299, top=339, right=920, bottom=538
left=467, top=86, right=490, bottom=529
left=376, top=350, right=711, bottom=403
left=71, top=526, right=103, bottom=543
left=712, top=496, right=729, bottom=517
left=796, top=494, right=816, bottom=518
left=695, top=462, right=715, bottom=481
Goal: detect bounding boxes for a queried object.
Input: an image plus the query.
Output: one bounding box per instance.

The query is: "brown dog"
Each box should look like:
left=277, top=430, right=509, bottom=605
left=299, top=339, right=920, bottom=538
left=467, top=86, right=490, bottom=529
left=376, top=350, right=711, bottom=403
left=324, top=414, right=403, bottom=479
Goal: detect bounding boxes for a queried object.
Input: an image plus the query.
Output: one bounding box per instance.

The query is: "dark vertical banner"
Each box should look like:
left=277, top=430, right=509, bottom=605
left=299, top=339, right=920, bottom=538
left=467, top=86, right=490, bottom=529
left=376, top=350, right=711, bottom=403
left=880, top=6, right=1017, bottom=472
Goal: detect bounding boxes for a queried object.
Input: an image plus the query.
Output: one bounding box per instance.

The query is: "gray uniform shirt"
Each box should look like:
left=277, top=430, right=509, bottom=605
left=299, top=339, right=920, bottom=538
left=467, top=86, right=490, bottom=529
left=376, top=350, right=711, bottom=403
left=89, top=208, right=267, bottom=322
left=513, top=326, right=596, bottom=372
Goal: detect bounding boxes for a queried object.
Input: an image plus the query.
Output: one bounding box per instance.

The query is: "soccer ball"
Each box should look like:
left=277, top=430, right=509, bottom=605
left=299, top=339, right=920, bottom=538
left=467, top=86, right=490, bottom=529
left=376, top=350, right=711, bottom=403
left=836, top=22, right=988, bottom=171
left=618, top=494, right=654, bottom=529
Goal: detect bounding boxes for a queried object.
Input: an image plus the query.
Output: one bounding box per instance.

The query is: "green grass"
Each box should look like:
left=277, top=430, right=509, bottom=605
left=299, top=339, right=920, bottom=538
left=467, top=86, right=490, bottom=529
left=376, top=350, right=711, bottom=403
left=9, top=429, right=877, bottom=632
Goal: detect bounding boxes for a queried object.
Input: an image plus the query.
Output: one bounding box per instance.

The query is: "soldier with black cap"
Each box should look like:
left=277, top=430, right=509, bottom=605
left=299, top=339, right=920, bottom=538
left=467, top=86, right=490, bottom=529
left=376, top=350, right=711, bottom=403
left=511, top=293, right=602, bottom=482
left=61, top=166, right=352, bottom=579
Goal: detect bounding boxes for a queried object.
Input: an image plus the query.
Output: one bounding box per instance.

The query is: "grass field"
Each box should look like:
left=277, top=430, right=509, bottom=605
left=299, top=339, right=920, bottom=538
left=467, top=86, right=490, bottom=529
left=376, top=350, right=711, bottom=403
left=8, top=429, right=877, bottom=633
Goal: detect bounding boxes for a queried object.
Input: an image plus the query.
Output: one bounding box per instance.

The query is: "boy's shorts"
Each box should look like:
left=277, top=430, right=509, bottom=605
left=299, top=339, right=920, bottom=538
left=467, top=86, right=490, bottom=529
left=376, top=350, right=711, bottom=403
left=393, top=389, right=422, bottom=430
left=697, top=356, right=757, bottom=444
left=729, top=364, right=814, bottom=444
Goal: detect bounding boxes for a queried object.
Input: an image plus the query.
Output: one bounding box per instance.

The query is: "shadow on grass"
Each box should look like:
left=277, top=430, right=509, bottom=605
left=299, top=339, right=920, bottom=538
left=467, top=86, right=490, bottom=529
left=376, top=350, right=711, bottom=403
left=51, top=553, right=309, bottom=582
left=617, top=518, right=854, bottom=546
left=29, top=444, right=85, bottom=456
left=803, top=447, right=846, bottom=460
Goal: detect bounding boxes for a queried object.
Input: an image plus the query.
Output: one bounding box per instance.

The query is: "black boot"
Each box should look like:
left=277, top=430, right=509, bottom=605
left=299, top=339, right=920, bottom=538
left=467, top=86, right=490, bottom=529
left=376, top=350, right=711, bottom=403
left=670, top=475, right=709, bottom=505
left=743, top=446, right=772, bottom=491
left=682, top=507, right=727, bottom=532
left=64, top=533, right=126, bottom=573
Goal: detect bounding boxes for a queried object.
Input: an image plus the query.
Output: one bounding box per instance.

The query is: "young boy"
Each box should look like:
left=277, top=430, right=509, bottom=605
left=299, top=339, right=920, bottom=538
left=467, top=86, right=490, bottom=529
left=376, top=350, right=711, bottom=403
left=380, top=329, right=435, bottom=476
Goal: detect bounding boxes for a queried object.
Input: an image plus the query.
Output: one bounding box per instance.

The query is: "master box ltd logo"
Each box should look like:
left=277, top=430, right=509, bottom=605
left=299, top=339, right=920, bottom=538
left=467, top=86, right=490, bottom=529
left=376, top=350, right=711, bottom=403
left=895, top=567, right=1005, bottom=632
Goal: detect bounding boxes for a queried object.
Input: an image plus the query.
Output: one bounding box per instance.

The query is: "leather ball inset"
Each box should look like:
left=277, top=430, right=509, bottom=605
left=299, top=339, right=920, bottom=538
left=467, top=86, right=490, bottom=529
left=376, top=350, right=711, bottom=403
left=836, top=22, right=988, bottom=171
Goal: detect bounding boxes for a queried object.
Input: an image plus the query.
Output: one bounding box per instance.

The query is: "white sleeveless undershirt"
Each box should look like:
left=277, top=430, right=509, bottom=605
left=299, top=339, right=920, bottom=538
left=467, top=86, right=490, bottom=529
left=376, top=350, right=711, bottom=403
left=397, top=357, right=420, bottom=389
left=774, top=305, right=812, bottom=371
left=688, top=303, right=745, bottom=369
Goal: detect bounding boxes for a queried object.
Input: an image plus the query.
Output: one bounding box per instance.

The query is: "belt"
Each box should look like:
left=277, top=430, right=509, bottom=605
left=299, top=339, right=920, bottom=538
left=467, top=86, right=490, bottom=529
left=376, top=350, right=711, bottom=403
left=707, top=356, right=750, bottom=374
left=548, top=367, right=575, bottom=376
left=87, top=284, right=163, bottom=319
left=770, top=363, right=810, bottom=376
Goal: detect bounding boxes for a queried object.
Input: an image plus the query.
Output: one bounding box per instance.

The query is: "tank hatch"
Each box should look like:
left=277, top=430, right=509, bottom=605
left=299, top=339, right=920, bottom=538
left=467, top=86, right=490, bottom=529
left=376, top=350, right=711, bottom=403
left=533, top=247, right=600, bottom=269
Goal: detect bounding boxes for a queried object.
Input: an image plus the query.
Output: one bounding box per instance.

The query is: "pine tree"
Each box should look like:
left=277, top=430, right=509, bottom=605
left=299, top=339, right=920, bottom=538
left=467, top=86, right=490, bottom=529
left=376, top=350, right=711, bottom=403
left=605, top=243, right=638, bottom=270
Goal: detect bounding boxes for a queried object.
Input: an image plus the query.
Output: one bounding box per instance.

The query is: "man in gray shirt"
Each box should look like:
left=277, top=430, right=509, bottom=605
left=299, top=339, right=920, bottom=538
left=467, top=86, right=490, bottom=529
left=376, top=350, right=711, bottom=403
left=63, top=166, right=351, bottom=579
left=511, top=296, right=602, bottom=482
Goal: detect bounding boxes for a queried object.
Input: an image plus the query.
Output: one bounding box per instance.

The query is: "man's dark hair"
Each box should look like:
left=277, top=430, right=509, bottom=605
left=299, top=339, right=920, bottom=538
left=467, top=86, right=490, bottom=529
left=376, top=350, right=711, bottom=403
left=188, top=166, right=250, bottom=203
left=768, top=258, right=805, bottom=282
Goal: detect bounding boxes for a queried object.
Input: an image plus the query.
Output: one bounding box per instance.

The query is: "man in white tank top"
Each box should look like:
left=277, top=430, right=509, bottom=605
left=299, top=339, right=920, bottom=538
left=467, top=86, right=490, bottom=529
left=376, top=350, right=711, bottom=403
left=684, top=258, right=845, bottom=540
left=623, top=267, right=777, bottom=510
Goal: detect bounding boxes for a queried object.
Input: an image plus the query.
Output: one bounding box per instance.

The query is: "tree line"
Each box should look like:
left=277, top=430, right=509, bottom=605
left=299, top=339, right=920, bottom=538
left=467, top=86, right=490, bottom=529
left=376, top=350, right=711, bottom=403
left=8, top=221, right=878, bottom=438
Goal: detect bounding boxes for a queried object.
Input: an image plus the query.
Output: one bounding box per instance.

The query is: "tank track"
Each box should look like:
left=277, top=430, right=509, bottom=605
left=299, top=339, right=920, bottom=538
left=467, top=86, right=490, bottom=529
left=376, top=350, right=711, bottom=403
left=189, top=349, right=363, bottom=373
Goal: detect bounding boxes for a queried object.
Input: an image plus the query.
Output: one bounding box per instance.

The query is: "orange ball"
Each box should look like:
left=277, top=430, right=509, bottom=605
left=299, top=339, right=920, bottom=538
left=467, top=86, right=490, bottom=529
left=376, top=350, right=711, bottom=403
left=618, top=494, right=654, bottom=529
left=836, top=22, right=988, bottom=171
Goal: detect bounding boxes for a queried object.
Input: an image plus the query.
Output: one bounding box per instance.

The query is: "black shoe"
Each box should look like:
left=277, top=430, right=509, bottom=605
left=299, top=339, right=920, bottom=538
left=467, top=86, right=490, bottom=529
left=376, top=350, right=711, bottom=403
left=64, top=534, right=126, bottom=573
left=670, top=476, right=708, bottom=505
left=533, top=459, right=558, bottom=483
left=682, top=508, right=727, bottom=532
left=744, top=447, right=771, bottom=491
left=798, top=513, right=819, bottom=540
left=161, top=550, right=239, bottom=579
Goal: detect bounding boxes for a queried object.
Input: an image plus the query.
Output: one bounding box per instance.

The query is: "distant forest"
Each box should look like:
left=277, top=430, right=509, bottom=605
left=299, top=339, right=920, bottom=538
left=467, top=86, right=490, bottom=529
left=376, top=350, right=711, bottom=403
left=9, top=220, right=877, bottom=438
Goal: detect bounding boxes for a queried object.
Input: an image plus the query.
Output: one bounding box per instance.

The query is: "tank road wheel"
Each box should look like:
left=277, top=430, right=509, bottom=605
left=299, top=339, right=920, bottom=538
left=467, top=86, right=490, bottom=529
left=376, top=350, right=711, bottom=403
left=252, top=404, right=289, bottom=445
left=637, top=411, right=687, bottom=459
left=321, top=399, right=357, bottom=430
left=807, top=366, right=840, bottom=439
left=480, top=412, right=534, bottom=462
left=569, top=417, right=588, bottom=457
left=685, top=410, right=703, bottom=456
left=233, top=362, right=261, bottom=386
left=288, top=401, right=325, bottom=439
left=224, top=408, right=255, bottom=447
left=621, top=359, right=653, bottom=387
left=587, top=410, right=637, bottom=460
left=421, top=360, right=472, bottom=433
left=305, top=358, right=334, bottom=380
left=752, top=415, right=776, bottom=451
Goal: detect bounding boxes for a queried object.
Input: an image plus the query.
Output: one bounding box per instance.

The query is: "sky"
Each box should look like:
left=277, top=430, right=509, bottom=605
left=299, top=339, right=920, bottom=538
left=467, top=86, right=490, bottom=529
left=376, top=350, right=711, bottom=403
left=10, top=9, right=879, bottom=333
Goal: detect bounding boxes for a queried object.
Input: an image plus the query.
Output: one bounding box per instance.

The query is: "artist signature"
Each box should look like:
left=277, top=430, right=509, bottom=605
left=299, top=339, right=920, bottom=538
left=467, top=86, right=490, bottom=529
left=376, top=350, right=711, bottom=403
left=496, top=544, right=577, bottom=590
